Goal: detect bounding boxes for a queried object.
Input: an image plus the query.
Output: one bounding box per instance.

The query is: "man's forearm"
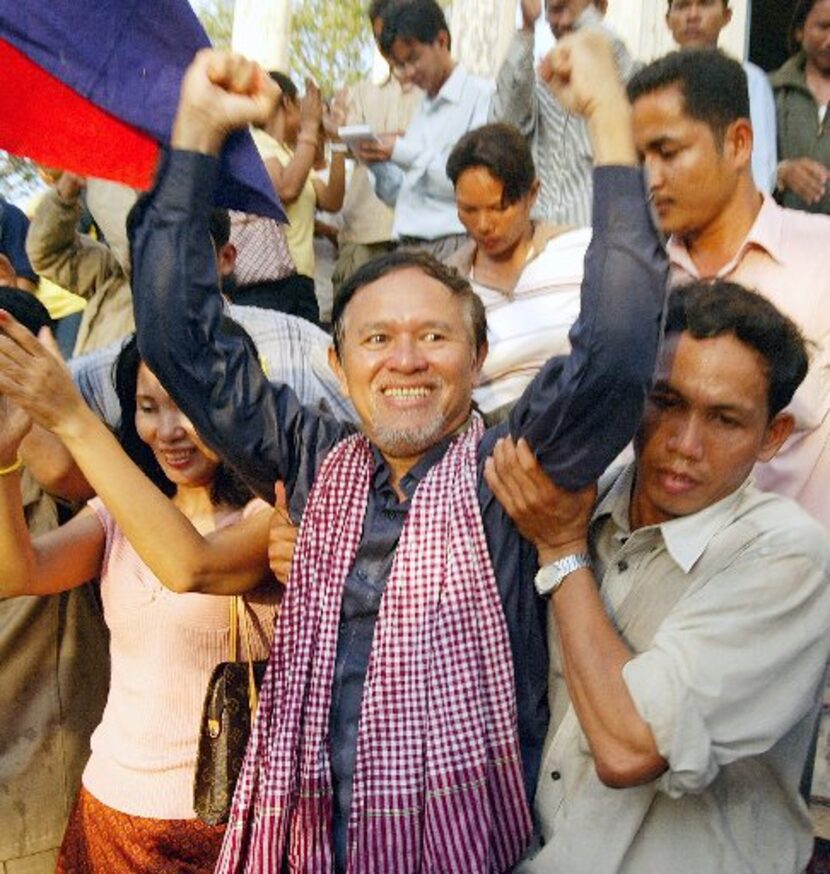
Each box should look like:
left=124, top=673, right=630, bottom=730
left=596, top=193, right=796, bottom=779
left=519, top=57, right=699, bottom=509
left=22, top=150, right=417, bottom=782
left=370, top=162, right=404, bottom=206
left=549, top=567, right=667, bottom=788
left=514, top=166, right=667, bottom=488
left=132, top=150, right=347, bottom=502
left=132, top=150, right=282, bottom=498
left=25, top=191, right=77, bottom=272
left=490, top=31, right=536, bottom=135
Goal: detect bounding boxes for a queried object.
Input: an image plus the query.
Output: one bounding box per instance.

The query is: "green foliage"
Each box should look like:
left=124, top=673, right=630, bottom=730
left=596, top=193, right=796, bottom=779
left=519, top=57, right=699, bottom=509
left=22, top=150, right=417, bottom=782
left=290, top=0, right=373, bottom=96
left=0, top=152, right=39, bottom=200
left=197, top=0, right=375, bottom=97
left=198, top=0, right=235, bottom=48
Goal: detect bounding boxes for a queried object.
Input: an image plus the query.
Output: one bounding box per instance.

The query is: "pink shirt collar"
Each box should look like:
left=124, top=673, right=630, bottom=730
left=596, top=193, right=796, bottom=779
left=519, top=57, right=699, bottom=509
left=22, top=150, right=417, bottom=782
left=667, top=195, right=787, bottom=280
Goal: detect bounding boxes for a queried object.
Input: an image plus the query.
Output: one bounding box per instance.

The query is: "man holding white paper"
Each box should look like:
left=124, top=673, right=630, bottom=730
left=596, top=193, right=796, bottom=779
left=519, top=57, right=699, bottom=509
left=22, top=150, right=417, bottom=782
left=332, top=0, right=422, bottom=287
left=353, top=0, right=493, bottom=261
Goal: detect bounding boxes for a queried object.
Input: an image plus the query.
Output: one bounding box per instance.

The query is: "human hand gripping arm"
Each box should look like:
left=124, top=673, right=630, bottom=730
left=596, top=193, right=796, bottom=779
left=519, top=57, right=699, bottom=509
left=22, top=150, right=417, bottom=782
left=268, top=481, right=298, bottom=584
left=510, top=29, right=667, bottom=488
left=485, top=436, right=667, bottom=787
left=0, top=311, right=271, bottom=596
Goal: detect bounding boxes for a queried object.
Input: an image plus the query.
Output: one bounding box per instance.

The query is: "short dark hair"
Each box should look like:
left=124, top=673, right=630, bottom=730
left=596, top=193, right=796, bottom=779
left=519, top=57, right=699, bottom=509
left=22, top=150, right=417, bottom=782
left=790, top=0, right=822, bottom=52
left=664, top=280, right=809, bottom=418
left=666, top=0, right=728, bottom=8
left=380, top=0, right=451, bottom=54
left=0, top=285, right=53, bottom=335
left=627, top=49, right=749, bottom=143
left=115, top=322, right=255, bottom=506
left=208, top=208, right=231, bottom=249
left=368, top=0, right=392, bottom=24
left=446, top=123, right=536, bottom=205
left=268, top=70, right=298, bottom=103
left=331, top=249, right=487, bottom=359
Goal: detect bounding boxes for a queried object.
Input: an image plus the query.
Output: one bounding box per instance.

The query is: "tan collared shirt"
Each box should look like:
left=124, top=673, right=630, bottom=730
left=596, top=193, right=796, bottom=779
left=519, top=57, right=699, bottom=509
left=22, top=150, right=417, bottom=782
left=524, top=465, right=830, bottom=874
left=25, top=189, right=134, bottom=357
left=669, top=196, right=830, bottom=530
left=338, top=76, right=422, bottom=246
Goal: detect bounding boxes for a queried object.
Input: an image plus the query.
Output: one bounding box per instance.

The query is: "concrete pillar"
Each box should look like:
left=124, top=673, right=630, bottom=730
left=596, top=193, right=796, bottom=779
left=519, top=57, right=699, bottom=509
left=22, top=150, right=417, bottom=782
left=604, top=0, right=750, bottom=63
left=232, top=0, right=292, bottom=72
left=450, top=0, right=516, bottom=79
left=454, top=0, right=753, bottom=81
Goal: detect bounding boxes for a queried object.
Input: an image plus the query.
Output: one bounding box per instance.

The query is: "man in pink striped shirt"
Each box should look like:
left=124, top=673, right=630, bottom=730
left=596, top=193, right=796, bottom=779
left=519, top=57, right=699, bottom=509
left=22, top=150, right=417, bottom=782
left=628, top=48, right=830, bottom=531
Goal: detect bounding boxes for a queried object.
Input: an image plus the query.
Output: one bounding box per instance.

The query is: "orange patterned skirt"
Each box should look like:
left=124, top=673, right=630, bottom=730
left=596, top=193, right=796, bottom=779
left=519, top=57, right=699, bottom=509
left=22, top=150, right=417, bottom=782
left=57, top=787, right=225, bottom=873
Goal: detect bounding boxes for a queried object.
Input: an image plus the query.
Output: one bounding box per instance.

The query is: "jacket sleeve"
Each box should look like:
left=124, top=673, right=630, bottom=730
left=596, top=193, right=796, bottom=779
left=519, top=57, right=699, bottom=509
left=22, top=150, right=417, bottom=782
left=490, top=30, right=538, bottom=137
left=130, top=150, right=348, bottom=507
left=26, top=190, right=126, bottom=302
left=507, top=165, right=668, bottom=489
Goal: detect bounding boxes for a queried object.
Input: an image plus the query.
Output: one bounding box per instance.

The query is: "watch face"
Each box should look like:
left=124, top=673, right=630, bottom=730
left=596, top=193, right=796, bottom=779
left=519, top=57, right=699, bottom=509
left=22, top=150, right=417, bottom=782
left=534, top=553, right=591, bottom=596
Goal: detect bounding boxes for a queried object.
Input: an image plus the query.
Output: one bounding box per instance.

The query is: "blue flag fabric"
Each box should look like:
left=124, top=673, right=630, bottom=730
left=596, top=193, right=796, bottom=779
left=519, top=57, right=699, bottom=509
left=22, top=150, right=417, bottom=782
left=0, top=0, right=285, bottom=221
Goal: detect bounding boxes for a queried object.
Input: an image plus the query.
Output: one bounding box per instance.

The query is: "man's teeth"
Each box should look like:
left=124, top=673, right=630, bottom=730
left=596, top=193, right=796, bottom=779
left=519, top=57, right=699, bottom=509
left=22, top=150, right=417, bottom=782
left=383, top=387, right=431, bottom=397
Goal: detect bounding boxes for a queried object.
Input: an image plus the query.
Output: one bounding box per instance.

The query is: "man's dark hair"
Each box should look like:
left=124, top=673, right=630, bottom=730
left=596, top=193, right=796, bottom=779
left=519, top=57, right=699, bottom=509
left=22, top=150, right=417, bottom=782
left=380, top=0, right=451, bottom=54
left=789, top=0, right=822, bottom=52
left=208, top=208, right=231, bottom=249
left=447, top=123, right=536, bottom=205
left=368, top=0, right=392, bottom=24
left=331, top=250, right=487, bottom=359
left=268, top=70, right=298, bottom=103
left=627, top=49, right=749, bottom=143
left=666, top=0, right=729, bottom=8
left=665, top=280, right=809, bottom=418
left=0, top=286, right=53, bottom=335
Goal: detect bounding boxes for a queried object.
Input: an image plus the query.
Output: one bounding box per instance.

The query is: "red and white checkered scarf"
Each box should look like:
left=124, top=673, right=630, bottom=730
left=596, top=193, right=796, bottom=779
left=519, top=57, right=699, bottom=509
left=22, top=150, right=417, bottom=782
left=215, top=416, right=532, bottom=873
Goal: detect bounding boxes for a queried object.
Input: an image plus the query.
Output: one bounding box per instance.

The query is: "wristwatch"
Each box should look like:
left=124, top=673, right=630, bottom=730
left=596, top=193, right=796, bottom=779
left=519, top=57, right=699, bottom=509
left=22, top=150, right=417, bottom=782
left=534, top=552, right=591, bottom=597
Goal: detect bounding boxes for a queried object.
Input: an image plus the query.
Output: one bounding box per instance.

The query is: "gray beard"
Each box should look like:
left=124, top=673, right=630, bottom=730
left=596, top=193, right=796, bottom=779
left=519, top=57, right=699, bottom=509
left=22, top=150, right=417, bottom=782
left=370, top=416, right=449, bottom=459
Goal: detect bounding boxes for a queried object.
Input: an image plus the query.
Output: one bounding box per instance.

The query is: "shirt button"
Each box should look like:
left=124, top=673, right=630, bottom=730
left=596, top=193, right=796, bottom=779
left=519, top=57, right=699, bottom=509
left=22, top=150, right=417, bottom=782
left=384, top=509, right=397, bottom=520
left=551, top=770, right=561, bottom=781
left=356, top=569, right=367, bottom=580
left=617, top=560, right=628, bottom=573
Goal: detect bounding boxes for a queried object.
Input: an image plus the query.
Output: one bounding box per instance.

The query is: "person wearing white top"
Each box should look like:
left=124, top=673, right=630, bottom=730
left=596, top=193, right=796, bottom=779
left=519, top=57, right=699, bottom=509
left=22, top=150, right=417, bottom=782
left=446, top=122, right=589, bottom=420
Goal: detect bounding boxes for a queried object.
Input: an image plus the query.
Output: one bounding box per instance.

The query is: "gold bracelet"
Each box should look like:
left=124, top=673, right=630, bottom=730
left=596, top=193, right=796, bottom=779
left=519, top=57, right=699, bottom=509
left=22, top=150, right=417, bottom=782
left=0, top=454, right=23, bottom=476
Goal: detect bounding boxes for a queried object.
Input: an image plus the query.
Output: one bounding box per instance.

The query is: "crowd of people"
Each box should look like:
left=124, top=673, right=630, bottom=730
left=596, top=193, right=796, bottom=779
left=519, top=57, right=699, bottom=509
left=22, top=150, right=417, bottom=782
left=0, top=0, right=829, bottom=872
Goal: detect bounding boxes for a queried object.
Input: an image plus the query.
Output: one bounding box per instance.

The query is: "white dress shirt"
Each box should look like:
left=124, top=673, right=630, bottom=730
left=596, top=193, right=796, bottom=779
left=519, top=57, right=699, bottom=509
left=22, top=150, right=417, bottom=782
left=371, top=64, right=493, bottom=240
left=745, top=61, right=778, bottom=193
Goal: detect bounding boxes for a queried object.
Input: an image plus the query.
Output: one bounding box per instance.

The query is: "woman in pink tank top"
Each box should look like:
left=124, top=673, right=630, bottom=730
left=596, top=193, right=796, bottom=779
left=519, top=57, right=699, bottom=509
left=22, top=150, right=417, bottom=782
left=0, top=323, right=280, bottom=873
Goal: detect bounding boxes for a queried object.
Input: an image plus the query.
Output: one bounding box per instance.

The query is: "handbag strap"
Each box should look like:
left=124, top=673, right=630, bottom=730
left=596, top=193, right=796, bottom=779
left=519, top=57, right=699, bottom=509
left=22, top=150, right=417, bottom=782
left=228, top=595, right=240, bottom=663
left=236, top=595, right=260, bottom=716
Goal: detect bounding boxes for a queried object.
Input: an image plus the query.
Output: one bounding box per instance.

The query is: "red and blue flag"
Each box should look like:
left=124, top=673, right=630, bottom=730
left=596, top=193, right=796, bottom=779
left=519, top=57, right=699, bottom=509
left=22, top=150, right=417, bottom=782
left=0, top=1, right=284, bottom=220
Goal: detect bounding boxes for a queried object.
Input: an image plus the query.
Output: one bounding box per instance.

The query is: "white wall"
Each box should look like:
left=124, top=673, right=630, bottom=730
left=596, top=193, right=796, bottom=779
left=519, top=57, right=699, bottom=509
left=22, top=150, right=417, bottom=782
left=232, top=0, right=292, bottom=71
left=605, top=0, right=749, bottom=63
left=453, top=0, right=752, bottom=83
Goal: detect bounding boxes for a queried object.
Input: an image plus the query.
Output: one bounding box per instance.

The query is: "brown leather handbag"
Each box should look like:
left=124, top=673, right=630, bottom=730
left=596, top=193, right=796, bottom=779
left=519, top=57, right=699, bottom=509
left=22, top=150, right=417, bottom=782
left=193, top=596, right=268, bottom=825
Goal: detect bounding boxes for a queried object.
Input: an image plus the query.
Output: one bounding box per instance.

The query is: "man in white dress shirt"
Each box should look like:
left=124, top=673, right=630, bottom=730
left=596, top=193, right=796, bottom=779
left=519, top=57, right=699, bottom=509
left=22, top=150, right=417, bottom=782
left=354, top=0, right=493, bottom=261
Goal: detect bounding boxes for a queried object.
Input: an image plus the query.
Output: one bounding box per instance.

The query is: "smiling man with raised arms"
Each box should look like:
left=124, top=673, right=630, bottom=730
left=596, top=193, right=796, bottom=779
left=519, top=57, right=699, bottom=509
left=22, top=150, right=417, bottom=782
left=129, top=33, right=665, bottom=872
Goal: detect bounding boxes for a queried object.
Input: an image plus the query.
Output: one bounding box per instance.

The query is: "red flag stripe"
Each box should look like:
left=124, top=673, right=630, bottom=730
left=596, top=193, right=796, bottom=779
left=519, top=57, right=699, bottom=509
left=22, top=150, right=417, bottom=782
left=0, top=36, right=159, bottom=188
